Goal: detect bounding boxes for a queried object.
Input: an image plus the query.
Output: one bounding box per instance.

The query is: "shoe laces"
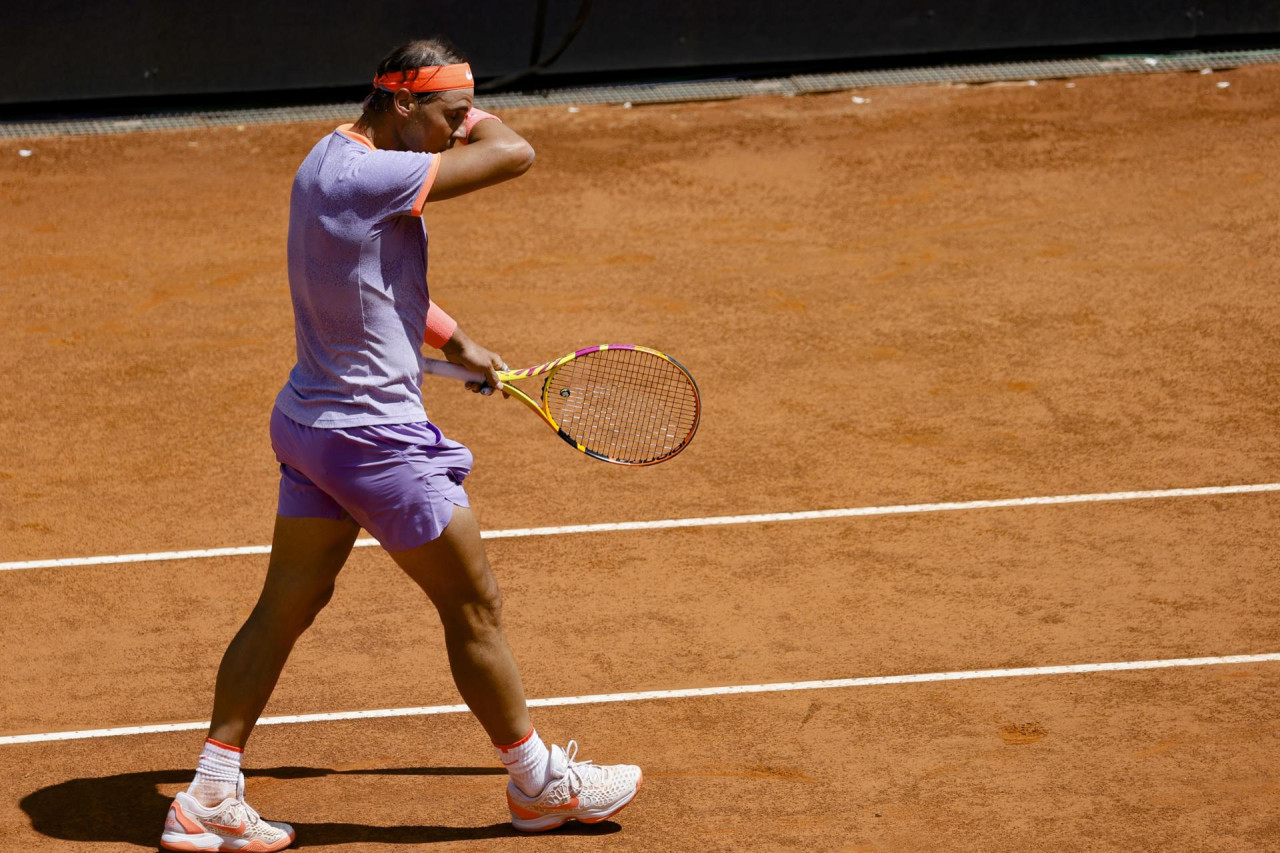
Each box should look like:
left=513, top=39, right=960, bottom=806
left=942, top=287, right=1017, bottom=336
left=239, top=799, right=264, bottom=829
left=559, top=740, right=607, bottom=792
left=229, top=777, right=264, bottom=830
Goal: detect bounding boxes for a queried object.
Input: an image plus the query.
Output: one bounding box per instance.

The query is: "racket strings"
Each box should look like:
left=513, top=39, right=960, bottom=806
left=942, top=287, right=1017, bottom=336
left=545, top=348, right=699, bottom=464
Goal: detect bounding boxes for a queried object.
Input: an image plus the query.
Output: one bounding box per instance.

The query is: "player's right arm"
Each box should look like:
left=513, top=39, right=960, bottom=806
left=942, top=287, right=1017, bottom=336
left=428, top=116, right=534, bottom=202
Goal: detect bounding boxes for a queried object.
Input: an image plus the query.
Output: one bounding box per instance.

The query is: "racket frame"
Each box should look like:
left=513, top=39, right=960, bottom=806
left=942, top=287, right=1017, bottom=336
left=421, top=344, right=700, bottom=466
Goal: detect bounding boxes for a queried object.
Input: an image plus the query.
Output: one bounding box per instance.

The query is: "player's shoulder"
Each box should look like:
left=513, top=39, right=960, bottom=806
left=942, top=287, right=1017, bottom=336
left=343, top=144, right=435, bottom=188
left=295, top=127, right=434, bottom=203
left=297, top=129, right=346, bottom=167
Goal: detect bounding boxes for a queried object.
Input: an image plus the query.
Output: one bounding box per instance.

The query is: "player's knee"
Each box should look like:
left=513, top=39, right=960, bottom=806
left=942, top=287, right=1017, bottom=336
left=298, top=582, right=336, bottom=628
left=453, top=583, right=505, bottom=637
left=255, top=581, right=336, bottom=634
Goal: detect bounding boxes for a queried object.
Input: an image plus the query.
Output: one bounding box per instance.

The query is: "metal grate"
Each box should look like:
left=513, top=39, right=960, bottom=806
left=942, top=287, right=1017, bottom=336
left=2, top=48, right=1277, bottom=139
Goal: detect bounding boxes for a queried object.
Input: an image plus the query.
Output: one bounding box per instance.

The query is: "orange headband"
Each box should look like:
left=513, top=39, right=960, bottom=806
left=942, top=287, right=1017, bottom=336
left=373, top=63, right=475, bottom=93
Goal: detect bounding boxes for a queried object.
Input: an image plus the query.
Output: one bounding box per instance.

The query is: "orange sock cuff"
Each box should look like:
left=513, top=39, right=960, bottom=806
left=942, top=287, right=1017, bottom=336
left=205, top=737, right=243, bottom=754
left=493, top=727, right=536, bottom=751
left=194, top=737, right=243, bottom=789
left=424, top=300, right=458, bottom=349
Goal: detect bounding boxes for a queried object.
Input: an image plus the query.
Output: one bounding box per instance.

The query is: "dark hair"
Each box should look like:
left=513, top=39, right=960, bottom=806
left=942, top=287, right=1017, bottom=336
left=364, top=38, right=468, bottom=114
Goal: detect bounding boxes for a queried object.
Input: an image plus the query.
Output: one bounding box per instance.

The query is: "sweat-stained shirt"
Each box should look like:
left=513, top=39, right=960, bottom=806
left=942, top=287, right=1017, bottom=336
left=274, top=124, right=442, bottom=428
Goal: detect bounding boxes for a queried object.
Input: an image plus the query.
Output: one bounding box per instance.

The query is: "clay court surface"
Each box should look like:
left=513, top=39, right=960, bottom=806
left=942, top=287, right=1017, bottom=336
left=2, top=63, right=1279, bottom=851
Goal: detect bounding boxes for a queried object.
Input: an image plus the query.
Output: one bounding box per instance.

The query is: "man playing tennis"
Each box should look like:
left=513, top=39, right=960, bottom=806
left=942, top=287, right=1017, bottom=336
left=160, top=39, right=641, bottom=853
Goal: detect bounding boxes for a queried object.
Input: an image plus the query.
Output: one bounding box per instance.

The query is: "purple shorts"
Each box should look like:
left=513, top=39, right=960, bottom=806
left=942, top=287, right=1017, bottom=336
left=270, top=406, right=472, bottom=552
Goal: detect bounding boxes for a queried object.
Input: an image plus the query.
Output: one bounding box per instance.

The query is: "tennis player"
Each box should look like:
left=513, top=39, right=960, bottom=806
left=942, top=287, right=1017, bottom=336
left=160, top=39, right=641, bottom=852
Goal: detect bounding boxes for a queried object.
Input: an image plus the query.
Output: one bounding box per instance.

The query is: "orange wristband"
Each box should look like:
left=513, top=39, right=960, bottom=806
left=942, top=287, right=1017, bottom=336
left=464, top=107, right=501, bottom=140
left=424, top=301, right=457, bottom=349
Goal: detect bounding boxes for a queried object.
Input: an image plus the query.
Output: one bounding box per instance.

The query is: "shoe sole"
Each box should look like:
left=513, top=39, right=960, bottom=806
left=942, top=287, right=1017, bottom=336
left=511, top=774, right=643, bottom=832
left=160, top=831, right=296, bottom=852
left=160, top=834, right=222, bottom=853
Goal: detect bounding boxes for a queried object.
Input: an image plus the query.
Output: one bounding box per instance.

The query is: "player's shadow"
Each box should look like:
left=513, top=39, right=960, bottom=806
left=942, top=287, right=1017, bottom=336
left=20, top=766, right=621, bottom=847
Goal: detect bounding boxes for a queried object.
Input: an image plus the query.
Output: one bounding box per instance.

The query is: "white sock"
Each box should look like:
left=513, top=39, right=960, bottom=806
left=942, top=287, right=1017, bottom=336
left=494, top=728, right=552, bottom=797
left=188, top=738, right=241, bottom=805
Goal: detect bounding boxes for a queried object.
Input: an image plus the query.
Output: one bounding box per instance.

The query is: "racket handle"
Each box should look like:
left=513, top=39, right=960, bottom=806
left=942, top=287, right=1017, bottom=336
left=421, top=356, right=491, bottom=388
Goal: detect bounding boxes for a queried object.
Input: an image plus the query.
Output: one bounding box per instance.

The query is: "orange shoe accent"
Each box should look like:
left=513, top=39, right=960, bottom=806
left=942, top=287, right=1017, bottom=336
left=206, top=817, right=248, bottom=834
left=506, top=793, right=543, bottom=821
left=233, top=838, right=295, bottom=853
left=170, top=802, right=207, bottom=835
left=505, top=788, right=582, bottom=817
left=541, top=796, right=582, bottom=811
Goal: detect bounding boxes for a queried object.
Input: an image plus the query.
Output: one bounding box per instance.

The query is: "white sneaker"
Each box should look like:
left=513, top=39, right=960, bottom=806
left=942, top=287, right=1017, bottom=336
left=506, top=740, right=643, bottom=831
left=160, top=772, right=295, bottom=852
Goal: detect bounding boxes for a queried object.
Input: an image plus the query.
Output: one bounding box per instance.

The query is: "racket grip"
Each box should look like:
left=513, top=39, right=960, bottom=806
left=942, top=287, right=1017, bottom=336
left=421, top=357, right=488, bottom=384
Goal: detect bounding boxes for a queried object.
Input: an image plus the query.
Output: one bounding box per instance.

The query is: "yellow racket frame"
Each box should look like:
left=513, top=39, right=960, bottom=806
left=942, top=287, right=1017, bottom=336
left=422, top=344, right=700, bottom=465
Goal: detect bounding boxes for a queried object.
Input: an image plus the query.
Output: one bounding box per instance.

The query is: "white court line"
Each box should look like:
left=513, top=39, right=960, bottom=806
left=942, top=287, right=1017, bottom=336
left=2, top=652, right=1276, bottom=746
left=2, top=482, right=1278, bottom=572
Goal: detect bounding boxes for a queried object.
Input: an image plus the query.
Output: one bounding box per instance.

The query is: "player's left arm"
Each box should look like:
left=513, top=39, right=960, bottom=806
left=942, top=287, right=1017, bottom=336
left=429, top=112, right=534, bottom=202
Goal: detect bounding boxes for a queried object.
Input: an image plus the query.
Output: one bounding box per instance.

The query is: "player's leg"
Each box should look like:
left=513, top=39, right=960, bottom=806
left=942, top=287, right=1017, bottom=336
left=162, top=513, right=358, bottom=852
left=387, top=504, right=530, bottom=744
left=207, top=513, right=361, bottom=748
left=199, top=408, right=364, bottom=750
left=387, top=504, right=642, bottom=831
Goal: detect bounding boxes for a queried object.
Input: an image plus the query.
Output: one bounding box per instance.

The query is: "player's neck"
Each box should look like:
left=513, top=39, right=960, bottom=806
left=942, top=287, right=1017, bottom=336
left=350, top=114, right=406, bottom=152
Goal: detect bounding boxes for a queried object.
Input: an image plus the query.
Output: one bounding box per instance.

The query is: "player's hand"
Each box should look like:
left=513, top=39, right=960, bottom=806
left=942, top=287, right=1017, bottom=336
left=441, top=332, right=508, bottom=397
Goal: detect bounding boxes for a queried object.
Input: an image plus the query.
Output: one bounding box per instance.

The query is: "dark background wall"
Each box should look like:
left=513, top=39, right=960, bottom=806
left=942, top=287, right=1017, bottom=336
left=2, top=1, right=1277, bottom=107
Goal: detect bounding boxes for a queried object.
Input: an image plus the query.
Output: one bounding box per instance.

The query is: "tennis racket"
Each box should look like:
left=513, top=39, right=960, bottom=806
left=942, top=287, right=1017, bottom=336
left=422, top=344, right=700, bottom=466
